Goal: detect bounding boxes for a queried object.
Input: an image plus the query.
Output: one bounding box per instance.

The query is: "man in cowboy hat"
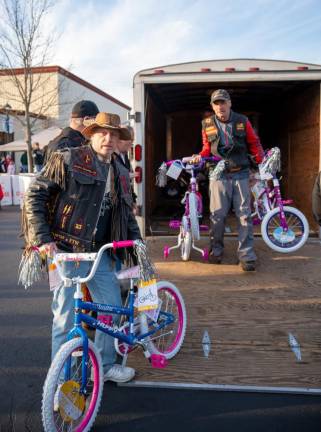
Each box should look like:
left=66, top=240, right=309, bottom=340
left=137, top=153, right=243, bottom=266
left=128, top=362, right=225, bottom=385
left=23, top=112, right=141, bottom=383
left=43, top=100, right=99, bottom=163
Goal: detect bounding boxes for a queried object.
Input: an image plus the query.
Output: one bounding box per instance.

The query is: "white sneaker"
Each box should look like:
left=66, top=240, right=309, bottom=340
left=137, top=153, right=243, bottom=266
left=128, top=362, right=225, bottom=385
left=104, top=364, right=135, bottom=383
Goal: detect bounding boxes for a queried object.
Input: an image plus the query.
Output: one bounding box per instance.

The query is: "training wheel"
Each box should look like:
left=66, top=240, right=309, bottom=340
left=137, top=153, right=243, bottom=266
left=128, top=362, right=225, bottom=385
left=163, top=245, right=170, bottom=259
left=202, top=248, right=209, bottom=261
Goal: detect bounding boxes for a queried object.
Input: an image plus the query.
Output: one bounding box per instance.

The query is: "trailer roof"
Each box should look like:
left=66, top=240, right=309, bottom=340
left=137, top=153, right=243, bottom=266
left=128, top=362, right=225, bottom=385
left=135, top=58, right=321, bottom=78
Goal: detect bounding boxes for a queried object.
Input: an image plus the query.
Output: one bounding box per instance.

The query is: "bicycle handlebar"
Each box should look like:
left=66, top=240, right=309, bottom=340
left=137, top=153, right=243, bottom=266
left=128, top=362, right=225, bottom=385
left=54, top=240, right=136, bottom=285
left=165, top=155, right=221, bottom=169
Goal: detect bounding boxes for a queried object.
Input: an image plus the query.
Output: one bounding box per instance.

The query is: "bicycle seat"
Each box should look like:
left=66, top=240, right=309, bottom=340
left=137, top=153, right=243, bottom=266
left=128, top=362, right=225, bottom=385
left=116, top=266, right=140, bottom=280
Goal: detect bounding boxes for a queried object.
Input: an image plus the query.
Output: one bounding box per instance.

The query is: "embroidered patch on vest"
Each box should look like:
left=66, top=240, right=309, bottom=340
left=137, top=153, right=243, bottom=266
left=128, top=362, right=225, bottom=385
left=52, top=232, right=81, bottom=247
left=205, top=126, right=217, bottom=134
left=73, top=164, right=97, bottom=176
left=62, top=204, right=73, bottom=215
left=236, top=122, right=245, bottom=131
left=73, top=218, right=84, bottom=235
left=84, top=153, right=92, bottom=165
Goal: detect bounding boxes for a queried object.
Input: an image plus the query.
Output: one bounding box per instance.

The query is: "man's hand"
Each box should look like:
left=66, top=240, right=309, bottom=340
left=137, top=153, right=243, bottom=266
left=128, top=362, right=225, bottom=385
left=39, top=242, right=57, bottom=258
left=190, top=154, right=202, bottom=164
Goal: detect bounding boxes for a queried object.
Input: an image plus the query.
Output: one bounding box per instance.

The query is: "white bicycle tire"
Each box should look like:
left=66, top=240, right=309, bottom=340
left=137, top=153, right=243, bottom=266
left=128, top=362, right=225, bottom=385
left=181, top=230, right=192, bottom=261
left=188, top=192, right=200, bottom=241
left=261, top=206, right=309, bottom=253
left=42, top=338, right=103, bottom=432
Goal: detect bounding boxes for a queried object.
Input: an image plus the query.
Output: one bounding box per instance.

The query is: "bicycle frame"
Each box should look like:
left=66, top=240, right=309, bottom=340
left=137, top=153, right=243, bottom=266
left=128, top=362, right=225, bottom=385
left=55, top=242, right=175, bottom=393
left=163, top=157, right=218, bottom=260
left=252, top=174, right=293, bottom=231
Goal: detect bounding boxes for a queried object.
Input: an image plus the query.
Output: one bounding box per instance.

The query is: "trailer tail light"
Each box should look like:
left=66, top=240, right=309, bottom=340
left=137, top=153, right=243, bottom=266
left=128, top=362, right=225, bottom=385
left=201, top=68, right=211, bottom=72
left=249, top=67, right=260, bottom=71
left=154, top=69, right=164, bottom=74
left=135, top=167, right=143, bottom=183
left=134, top=144, right=142, bottom=161
left=296, top=66, right=308, bottom=70
left=225, top=67, right=235, bottom=71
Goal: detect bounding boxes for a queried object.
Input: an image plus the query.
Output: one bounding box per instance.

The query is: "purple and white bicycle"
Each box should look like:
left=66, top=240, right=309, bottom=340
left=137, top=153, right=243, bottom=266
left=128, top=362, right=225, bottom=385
left=251, top=147, right=309, bottom=253
left=156, top=156, right=219, bottom=261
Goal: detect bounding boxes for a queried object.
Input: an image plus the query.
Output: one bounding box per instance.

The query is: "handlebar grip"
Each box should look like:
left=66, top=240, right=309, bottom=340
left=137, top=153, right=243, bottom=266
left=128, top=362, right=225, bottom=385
left=182, top=156, right=194, bottom=163
left=112, top=240, right=134, bottom=249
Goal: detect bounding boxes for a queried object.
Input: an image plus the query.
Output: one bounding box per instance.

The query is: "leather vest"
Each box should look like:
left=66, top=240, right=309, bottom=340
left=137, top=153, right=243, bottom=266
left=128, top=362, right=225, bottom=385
left=202, top=111, right=249, bottom=170
left=50, top=146, right=109, bottom=251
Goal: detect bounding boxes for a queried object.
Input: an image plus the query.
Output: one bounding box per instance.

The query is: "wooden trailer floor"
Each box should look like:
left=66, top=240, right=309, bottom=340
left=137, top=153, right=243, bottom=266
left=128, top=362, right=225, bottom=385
left=123, top=237, right=321, bottom=393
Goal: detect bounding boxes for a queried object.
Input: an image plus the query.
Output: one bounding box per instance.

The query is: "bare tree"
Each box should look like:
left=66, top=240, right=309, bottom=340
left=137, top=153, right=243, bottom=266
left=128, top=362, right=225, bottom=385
left=0, top=0, right=63, bottom=172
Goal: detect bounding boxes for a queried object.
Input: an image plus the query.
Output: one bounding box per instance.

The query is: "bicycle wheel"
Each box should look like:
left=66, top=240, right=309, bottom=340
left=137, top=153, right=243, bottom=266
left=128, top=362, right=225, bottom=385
left=114, top=318, right=141, bottom=356
left=181, top=229, right=192, bottom=261
left=42, top=338, right=103, bottom=432
left=141, top=281, right=187, bottom=359
left=188, top=192, right=200, bottom=241
left=261, top=206, right=309, bottom=253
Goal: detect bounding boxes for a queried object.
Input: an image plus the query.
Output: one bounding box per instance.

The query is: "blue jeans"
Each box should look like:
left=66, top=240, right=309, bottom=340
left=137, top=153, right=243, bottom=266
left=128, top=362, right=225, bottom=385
left=51, top=252, right=121, bottom=373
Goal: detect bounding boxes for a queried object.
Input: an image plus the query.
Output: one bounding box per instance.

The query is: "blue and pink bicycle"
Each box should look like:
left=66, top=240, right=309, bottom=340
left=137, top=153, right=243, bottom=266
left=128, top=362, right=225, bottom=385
left=41, top=240, right=186, bottom=432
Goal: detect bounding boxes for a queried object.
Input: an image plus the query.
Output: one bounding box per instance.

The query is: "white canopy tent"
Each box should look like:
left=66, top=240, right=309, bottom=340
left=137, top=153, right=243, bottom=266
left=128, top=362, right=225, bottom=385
left=0, top=126, right=62, bottom=152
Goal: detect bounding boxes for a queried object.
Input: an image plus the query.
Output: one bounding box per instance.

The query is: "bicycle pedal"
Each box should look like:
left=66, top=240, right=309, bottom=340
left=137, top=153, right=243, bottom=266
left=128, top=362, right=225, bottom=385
left=169, top=220, right=181, bottom=229
left=150, top=354, right=168, bottom=369
left=199, top=224, right=209, bottom=232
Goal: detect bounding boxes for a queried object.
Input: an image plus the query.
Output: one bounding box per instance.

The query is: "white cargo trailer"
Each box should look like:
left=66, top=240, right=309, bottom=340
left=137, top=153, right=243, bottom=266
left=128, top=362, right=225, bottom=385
left=131, top=59, right=321, bottom=236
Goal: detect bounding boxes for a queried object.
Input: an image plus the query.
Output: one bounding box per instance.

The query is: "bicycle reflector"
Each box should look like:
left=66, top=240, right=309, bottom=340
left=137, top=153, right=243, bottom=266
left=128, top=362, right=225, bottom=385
left=135, top=166, right=142, bottom=183
left=134, top=144, right=142, bottom=161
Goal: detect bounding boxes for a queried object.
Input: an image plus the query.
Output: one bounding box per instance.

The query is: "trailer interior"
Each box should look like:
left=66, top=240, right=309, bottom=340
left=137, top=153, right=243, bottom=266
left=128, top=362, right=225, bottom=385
left=144, top=80, right=320, bottom=235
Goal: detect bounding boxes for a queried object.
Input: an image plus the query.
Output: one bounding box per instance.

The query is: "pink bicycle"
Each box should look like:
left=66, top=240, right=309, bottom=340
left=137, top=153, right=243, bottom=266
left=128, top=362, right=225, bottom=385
left=251, top=147, right=309, bottom=253
left=156, top=156, right=219, bottom=261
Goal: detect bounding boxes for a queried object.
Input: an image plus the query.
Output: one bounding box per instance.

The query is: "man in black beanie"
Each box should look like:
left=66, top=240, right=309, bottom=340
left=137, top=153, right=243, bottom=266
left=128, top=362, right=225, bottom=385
left=43, top=100, right=99, bottom=163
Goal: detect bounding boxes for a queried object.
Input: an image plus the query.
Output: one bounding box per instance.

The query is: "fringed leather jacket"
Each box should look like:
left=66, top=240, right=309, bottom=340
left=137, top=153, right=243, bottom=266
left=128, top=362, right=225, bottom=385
left=23, top=145, right=141, bottom=253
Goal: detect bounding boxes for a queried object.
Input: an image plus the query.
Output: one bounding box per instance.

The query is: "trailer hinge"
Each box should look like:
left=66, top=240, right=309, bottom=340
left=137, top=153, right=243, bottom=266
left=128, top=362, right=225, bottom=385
left=128, top=112, right=141, bottom=123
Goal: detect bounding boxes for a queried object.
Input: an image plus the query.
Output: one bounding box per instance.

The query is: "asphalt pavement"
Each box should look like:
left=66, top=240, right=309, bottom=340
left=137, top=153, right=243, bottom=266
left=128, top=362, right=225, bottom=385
left=0, top=205, right=320, bottom=432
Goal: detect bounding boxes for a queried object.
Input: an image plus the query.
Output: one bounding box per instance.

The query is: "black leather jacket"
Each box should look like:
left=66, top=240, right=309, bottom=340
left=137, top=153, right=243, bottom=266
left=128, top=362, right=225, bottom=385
left=43, top=127, right=86, bottom=164
left=24, top=145, right=141, bottom=252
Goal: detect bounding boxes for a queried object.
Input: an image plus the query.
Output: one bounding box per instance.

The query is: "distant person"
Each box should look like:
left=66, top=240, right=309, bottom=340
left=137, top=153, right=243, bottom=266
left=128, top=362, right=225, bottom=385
left=32, top=142, right=43, bottom=173
left=6, top=156, right=16, bottom=174
left=113, top=125, right=138, bottom=212
left=0, top=156, right=6, bottom=173
left=20, top=151, right=28, bottom=173
left=43, top=100, right=99, bottom=163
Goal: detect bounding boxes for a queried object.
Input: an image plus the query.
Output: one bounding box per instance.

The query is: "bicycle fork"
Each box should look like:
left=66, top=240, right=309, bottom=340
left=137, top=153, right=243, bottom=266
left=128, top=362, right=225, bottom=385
left=64, top=280, right=90, bottom=395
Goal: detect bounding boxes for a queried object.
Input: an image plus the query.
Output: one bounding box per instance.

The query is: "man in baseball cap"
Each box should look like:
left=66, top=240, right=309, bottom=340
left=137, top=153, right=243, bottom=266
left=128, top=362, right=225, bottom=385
left=192, top=89, right=264, bottom=271
left=43, top=100, right=99, bottom=163
left=210, top=89, right=231, bottom=103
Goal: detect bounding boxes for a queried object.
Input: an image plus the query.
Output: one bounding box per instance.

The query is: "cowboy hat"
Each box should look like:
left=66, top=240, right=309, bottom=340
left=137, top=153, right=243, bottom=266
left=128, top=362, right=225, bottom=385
left=82, top=112, right=129, bottom=139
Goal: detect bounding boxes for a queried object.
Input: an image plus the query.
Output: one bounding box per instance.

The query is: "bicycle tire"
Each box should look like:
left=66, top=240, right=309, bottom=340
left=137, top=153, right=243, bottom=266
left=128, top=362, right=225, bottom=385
left=181, top=230, right=192, bottom=261
left=141, top=281, right=187, bottom=359
left=188, top=192, right=200, bottom=241
left=42, top=338, right=103, bottom=432
left=261, top=206, right=309, bottom=253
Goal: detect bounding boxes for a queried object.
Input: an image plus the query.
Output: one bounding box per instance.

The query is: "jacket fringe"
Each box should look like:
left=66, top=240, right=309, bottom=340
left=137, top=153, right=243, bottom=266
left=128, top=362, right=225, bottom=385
left=42, top=152, right=66, bottom=189
left=18, top=245, right=46, bottom=288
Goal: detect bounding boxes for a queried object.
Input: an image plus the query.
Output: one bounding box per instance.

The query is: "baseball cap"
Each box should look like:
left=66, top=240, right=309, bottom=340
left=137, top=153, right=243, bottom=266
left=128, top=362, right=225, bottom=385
left=210, top=89, right=231, bottom=103
left=71, top=100, right=99, bottom=118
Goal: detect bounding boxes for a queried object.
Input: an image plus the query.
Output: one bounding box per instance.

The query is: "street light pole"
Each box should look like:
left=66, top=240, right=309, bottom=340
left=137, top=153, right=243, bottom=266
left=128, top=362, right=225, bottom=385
left=3, top=102, right=12, bottom=144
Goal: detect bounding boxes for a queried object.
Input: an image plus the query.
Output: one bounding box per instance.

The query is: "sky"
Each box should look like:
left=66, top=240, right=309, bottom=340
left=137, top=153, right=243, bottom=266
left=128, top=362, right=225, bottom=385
left=47, top=0, right=321, bottom=107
